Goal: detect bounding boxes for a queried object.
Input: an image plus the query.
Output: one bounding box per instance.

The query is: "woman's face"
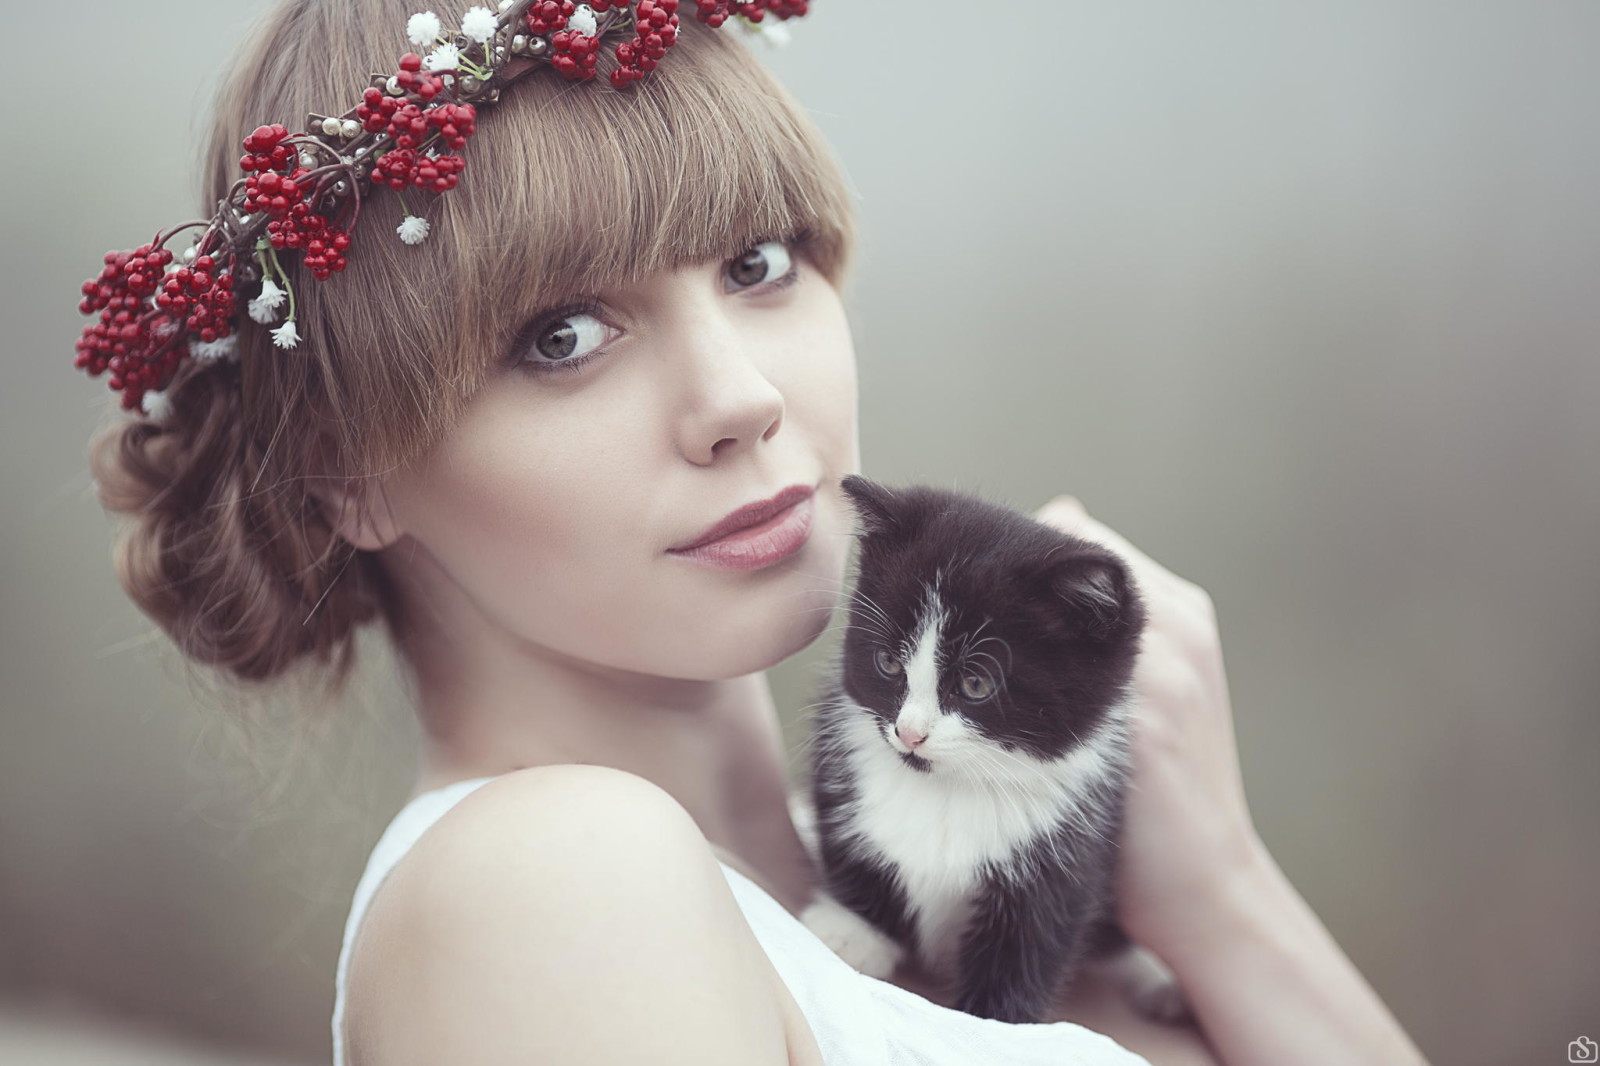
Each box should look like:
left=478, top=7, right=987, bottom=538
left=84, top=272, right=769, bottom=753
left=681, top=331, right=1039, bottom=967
left=372, top=239, right=860, bottom=680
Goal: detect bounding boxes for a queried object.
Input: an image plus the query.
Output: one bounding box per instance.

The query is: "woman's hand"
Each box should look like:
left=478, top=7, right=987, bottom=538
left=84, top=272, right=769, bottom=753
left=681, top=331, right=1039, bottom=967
left=1033, top=496, right=1431, bottom=1066
left=1032, top=494, right=1260, bottom=955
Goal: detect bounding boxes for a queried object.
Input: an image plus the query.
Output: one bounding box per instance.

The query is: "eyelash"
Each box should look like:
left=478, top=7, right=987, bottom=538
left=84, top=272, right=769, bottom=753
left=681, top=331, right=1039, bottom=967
left=516, top=238, right=807, bottom=378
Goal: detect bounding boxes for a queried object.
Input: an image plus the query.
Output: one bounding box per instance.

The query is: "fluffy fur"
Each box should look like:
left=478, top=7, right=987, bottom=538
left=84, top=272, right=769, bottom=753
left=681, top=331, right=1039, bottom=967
left=799, top=474, right=1190, bottom=1025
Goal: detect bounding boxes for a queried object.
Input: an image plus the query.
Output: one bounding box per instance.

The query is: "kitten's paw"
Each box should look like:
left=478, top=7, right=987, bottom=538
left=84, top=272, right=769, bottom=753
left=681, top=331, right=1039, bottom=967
left=798, top=894, right=905, bottom=980
left=1095, top=943, right=1194, bottom=1027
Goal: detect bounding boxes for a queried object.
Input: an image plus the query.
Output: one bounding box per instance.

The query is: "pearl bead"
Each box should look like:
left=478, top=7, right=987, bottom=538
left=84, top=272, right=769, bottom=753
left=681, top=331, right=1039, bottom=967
left=341, top=119, right=361, bottom=138
left=320, top=116, right=342, bottom=137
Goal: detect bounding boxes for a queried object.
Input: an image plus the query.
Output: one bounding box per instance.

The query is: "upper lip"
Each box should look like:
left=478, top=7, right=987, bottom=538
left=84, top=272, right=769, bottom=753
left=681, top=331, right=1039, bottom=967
left=669, top=483, right=815, bottom=552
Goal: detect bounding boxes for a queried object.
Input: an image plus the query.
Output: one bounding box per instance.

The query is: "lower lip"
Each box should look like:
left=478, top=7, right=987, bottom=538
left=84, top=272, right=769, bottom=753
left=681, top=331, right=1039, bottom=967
left=668, top=494, right=815, bottom=571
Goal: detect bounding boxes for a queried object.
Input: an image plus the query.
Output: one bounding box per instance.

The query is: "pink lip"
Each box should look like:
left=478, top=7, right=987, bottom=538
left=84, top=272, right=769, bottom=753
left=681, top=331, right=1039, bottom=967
left=667, top=484, right=816, bottom=570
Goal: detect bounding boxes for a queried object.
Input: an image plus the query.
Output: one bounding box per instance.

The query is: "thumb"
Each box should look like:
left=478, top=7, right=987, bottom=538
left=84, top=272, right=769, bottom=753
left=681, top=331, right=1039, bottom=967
left=1036, top=494, right=1087, bottom=524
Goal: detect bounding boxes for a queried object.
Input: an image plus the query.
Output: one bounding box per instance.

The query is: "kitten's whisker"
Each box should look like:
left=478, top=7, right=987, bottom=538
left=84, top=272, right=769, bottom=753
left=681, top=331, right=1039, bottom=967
left=968, top=633, right=1015, bottom=675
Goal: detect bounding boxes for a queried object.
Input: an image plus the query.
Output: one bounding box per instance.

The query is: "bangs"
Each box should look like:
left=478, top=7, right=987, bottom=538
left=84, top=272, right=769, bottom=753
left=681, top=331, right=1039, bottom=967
left=203, top=3, right=855, bottom=482
left=442, top=23, right=856, bottom=376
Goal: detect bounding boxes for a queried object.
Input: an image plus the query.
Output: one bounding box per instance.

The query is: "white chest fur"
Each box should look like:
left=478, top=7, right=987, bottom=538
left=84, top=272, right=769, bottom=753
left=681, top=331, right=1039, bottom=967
left=828, top=692, right=1130, bottom=978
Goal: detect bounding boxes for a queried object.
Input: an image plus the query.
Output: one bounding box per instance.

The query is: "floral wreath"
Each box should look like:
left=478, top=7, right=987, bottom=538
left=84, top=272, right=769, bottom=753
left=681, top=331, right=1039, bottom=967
left=73, top=0, right=809, bottom=419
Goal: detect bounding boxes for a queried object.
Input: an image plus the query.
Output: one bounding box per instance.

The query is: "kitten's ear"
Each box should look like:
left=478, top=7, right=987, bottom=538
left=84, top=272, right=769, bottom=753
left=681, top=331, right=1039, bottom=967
left=839, top=475, right=910, bottom=540
left=1048, top=552, right=1143, bottom=639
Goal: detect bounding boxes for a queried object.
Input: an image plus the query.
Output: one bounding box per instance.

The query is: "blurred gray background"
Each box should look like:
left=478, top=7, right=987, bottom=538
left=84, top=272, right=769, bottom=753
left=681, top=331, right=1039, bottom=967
left=3, top=2, right=1596, bottom=1063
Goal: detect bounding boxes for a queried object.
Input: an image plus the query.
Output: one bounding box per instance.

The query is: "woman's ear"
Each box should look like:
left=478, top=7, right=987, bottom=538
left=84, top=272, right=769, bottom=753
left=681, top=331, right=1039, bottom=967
left=308, top=476, right=405, bottom=553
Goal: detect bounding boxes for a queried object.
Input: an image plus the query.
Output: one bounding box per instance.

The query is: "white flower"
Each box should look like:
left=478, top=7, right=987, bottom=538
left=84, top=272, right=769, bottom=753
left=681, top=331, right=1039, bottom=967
left=407, top=10, right=443, bottom=46
left=271, top=320, right=300, bottom=349
left=731, top=15, right=791, bottom=49
left=140, top=389, right=173, bottom=421
left=568, top=4, right=597, bottom=35
left=397, top=215, right=432, bottom=245
left=191, top=335, right=238, bottom=362
left=248, top=278, right=286, bottom=323
left=423, top=42, right=460, bottom=71
left=461, top=6, right=498, bottom=42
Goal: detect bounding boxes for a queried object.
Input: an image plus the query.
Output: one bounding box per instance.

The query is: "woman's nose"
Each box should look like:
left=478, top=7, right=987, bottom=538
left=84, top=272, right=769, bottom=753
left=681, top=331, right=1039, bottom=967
left=669, top=295, right=786, bottom=464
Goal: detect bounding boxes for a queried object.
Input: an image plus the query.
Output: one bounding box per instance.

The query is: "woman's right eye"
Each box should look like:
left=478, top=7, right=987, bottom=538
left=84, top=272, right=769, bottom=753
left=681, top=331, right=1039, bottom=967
left=517, top=305, right=619, bottom=376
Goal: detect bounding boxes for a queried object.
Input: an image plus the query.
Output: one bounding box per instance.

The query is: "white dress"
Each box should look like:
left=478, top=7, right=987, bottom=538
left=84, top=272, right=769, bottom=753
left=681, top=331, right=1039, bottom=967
left=330, top=775, right=1153, bottom=1066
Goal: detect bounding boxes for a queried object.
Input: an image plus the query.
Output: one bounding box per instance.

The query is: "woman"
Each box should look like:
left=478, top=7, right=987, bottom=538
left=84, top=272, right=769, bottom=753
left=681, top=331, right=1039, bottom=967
left=83, top=1, right=1429, bottom=1062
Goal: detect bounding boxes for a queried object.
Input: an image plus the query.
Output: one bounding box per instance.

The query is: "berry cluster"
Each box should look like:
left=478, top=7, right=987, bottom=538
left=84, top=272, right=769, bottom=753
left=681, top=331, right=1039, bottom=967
left=244, top=167, right=312, bottom=218
left=356, top=87, right=404, bottom=132
left=238, top=123, right=297, bottom=172
left=370, top=100, right=476, bottom=192
left=156, top=257, right=237, bottom=343
left=383, top=101, right=477, bottom=150
left=550, top=27, right=602, bottom=80
left=394, top=52, right=450, bottom=101
left=371, top=148, right=468, bottom=193
left=693, top=0, right=807, bottom=26
left=266, top=212, right=352, bottom=279
left=524, top=0, right=576, bottom=34
left=74, top=243, right=186, bottom=410
left=613, top=0, right=679, bottom=87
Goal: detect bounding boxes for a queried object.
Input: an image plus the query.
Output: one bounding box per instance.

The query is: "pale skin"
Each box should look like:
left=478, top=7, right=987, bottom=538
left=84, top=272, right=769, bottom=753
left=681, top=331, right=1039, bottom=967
left=323, top=244, right=1428, bottom=1065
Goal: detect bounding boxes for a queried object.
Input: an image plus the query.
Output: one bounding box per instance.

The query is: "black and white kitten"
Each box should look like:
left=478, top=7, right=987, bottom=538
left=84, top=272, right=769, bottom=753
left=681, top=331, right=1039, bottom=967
left=796, top=474, right=1189, bottom=1026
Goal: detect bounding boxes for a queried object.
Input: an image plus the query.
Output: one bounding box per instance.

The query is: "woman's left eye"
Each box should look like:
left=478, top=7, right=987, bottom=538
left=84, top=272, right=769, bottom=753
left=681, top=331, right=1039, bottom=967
left=724, top=240, right=798, bottom=292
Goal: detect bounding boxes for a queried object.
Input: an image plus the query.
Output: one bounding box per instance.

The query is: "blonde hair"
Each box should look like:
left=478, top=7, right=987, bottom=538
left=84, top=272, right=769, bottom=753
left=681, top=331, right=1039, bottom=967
left=89, top=0, right=857, bottom=696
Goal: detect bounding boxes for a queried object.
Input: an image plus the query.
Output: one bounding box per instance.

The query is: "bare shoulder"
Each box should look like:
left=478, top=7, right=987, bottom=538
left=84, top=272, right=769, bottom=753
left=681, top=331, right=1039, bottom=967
left=342, top=765, right=809, bottom=1066
left=397, top=763, right=693, bottom=876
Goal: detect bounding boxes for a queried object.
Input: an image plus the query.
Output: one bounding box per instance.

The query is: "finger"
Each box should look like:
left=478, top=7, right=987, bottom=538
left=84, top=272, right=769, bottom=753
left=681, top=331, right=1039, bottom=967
left=1039, top=503, right=1184, bottom=589
left=1034, top=494, right=1086, bottom=525
left=1071, top=513, right=1180, bottom=585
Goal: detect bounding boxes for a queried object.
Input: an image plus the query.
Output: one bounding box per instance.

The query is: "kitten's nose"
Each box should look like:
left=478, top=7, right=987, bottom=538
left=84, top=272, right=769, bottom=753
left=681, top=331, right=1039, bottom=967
left=895, top=723, right=928, bottom=749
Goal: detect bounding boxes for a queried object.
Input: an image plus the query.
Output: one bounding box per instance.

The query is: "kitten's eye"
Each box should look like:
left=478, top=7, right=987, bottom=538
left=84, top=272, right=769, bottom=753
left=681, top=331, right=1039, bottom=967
left=725, top=240, right=793, bottom=290
left=874, top=647, right=903, bottom=679
left=960, top=674, right=995, bottom=702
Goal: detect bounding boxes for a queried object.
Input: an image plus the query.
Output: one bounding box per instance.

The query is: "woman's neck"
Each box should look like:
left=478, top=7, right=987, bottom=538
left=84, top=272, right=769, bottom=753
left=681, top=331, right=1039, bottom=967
left=408, top=639, right=818, bottom=915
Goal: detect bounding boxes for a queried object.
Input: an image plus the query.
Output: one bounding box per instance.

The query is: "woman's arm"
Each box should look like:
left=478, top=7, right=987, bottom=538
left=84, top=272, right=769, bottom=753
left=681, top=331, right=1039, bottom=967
left=1155, top=828, right=1429, bottom=1066
left=1033, top=496, right=1430, bottom=1066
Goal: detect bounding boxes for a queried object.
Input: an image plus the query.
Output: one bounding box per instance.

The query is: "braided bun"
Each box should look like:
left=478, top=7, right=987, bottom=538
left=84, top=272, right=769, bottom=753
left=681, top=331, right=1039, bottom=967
left=88, top=357, right=390, bottom=690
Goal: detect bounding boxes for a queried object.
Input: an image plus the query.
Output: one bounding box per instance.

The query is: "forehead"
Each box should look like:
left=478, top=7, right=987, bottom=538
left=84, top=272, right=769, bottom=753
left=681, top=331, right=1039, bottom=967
left=436, top=67, right=852, bottom=373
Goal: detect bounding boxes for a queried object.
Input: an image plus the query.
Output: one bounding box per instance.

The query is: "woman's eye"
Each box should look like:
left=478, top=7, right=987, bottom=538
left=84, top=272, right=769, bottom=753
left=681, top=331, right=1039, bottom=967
left=519, top=308, right=615, bottom=374
left=725, top=240, right=795, bottom=291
